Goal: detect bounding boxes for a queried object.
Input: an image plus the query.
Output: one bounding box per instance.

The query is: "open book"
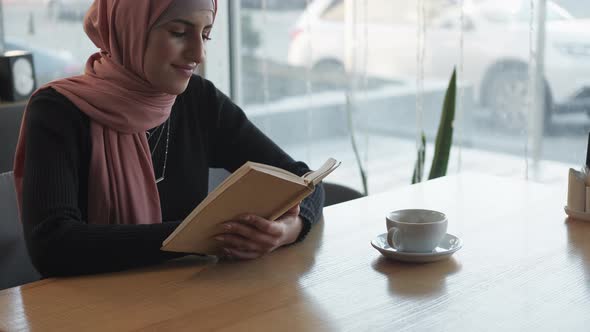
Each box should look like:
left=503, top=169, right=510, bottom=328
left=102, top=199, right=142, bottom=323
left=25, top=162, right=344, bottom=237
left=161, top=158, right=341, bottom=255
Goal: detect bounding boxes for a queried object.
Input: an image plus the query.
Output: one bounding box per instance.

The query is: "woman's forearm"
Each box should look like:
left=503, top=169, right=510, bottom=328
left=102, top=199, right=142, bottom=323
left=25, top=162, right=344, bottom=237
left=24, top=217, right=184, bottom=277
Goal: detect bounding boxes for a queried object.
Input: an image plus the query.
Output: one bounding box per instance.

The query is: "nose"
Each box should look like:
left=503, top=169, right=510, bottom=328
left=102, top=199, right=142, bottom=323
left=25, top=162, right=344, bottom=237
left=185, top=37, right=206, bottom=65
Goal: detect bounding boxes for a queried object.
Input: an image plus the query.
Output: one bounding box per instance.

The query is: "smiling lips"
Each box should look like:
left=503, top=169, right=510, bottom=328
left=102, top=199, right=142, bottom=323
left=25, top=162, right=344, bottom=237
left=172, top=64, right=196, bottom=78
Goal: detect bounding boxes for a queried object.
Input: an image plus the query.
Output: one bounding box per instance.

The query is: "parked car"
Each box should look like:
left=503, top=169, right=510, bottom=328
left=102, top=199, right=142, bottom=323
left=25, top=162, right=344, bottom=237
left=241, top=0, right=307, bottom=11
left=5, top=38, right=83, bottom=86
left=288, top=0, right=590, bottom=130
left=44, top=0, right=93, bottom=20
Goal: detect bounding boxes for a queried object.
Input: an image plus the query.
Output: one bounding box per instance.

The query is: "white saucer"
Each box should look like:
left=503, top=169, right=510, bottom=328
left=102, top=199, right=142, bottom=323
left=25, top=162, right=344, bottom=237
left=564, top=206, right=590, bottom=222
left=371, top=233, right=462, bottom=263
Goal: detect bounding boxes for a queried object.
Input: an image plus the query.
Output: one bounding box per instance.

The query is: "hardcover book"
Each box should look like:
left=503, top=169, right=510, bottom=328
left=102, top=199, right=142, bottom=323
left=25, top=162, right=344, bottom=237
left=161, top=158, right=340, bottom=254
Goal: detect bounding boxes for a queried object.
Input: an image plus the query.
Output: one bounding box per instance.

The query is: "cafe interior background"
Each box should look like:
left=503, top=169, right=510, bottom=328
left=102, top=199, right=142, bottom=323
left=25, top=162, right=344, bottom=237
left=1, top=0, right=590, bottom=195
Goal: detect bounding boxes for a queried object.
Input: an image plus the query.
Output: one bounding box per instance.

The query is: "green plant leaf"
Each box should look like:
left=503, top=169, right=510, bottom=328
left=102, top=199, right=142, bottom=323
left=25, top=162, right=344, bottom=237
left=412, top=132, right=426, bottom=184
left=428, top=68, right=456, bottom=180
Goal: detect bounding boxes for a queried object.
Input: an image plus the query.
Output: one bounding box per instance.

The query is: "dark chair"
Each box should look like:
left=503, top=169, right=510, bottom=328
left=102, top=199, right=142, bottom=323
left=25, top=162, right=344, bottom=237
left=0, top=171, right=40, bottom=290
left=0, top=102, right=26, bottom=173
left=323, top=182, right=364, bottom=207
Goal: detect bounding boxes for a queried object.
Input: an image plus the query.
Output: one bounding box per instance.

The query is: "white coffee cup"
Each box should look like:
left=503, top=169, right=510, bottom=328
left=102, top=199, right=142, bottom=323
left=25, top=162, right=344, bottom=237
left=386, top=209, right=448, bottom=253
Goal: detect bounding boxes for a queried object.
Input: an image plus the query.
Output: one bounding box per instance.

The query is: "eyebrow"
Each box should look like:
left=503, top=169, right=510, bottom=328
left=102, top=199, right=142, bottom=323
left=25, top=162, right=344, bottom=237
left=169, top=19, right=213, bottom=30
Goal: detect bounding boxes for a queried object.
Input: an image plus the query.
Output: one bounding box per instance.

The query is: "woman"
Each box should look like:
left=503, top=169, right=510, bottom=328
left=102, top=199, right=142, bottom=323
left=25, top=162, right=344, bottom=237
left=14, top=0, right=324, bottom=277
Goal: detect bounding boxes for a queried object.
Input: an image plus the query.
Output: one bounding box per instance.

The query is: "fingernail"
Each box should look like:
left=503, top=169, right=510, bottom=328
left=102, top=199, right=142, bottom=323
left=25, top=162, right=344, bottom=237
left=223, top=224, right=232, bottom=230
left=243, top=216, right=251, bottom=221
left=215, top=236, right=224, bottom=241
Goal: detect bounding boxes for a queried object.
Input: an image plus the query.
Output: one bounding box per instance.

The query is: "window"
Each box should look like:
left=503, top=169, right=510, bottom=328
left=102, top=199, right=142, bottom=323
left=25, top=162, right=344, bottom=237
left=231, top=0, right=587, bottom=193
left=515, top=1, right=573, bottom=22
left=321, top=1, right=344, bottom=22
left=2, top=0, right=586, bottom=194
left=1, top=0, right=92, bottom=86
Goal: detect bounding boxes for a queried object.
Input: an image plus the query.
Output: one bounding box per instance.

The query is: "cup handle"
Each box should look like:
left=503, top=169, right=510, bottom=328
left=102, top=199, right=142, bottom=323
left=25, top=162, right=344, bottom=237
left=387, top=227, right=401, bottom=249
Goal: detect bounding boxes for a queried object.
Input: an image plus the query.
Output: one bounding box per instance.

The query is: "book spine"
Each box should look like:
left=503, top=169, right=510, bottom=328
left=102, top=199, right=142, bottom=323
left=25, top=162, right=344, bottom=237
left=268, top=186, right=314, bottom=221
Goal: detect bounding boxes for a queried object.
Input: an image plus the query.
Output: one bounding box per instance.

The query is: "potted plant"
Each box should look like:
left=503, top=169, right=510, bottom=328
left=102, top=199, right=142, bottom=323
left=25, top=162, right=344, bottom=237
left=413, top=68, right=457, bottom=183
left=346, top=68, right=456, bottom=194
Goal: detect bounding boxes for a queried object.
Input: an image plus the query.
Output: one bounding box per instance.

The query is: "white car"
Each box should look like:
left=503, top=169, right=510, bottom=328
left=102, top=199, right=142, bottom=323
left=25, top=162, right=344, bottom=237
left=288, top=0, right=590, bottom=129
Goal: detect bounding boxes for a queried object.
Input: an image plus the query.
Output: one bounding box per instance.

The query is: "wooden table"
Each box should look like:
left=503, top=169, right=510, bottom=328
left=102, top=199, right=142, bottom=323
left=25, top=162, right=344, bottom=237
left=1, top=173, right=589, bottom=331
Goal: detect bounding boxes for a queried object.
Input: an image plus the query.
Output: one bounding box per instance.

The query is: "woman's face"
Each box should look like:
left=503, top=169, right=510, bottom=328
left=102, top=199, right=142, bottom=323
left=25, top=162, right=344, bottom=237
left=144, top=10, right=213, bottom=95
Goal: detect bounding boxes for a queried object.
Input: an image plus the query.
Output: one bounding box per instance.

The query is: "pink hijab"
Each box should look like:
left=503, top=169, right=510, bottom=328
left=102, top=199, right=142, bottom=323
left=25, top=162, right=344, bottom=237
left=14, top=0, right=217, bottom=225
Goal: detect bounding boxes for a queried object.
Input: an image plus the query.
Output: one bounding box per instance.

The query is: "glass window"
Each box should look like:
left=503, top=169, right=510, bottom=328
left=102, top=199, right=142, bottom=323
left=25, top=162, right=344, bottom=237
left=2, top=0, right=588, bottom=194
left=546, top=2, right=573, bottom=20
left=1, top=0, right=92, bottom=86
left=321, top=1, right=344, bottom=22
left=231, top=0, right=590, bottom=194
left=511, top=0, right=574, bottom=22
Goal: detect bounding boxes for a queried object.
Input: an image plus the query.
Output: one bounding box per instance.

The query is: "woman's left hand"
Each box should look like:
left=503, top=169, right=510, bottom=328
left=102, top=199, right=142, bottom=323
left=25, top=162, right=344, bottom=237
left=216, top=204, right=303, bottom=260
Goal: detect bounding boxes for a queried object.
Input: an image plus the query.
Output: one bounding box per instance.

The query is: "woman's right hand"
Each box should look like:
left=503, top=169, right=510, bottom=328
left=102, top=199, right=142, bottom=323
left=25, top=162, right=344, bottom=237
left=215, top=205, right=302, bottom=260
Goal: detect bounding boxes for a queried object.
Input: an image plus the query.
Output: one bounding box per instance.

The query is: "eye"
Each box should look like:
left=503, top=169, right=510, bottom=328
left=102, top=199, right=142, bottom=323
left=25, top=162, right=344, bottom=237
left=169, top=31, right=186, bottom=38
left=203, top=34, right=212, bottom=41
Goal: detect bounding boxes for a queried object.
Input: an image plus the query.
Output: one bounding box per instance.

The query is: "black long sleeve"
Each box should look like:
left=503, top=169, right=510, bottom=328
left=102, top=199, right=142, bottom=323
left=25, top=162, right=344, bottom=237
left=21, top=89, right=184, bottom=277
left=21, top=75, right=324, bottom=278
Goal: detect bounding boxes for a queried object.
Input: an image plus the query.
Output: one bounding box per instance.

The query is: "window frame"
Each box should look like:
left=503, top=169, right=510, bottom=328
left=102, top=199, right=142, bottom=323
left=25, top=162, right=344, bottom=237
left=203, top=0, right=233, bottom=98
left=0, top=1, right=5, bottom=53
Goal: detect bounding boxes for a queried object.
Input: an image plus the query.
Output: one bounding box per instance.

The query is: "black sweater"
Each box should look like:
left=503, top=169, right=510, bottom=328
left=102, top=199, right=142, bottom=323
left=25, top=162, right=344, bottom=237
left=21, top=75, right=324, bottom=277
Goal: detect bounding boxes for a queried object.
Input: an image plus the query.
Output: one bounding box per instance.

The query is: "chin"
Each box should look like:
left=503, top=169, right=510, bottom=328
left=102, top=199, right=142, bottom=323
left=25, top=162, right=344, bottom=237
left=162, top=80, right=190, bottom=95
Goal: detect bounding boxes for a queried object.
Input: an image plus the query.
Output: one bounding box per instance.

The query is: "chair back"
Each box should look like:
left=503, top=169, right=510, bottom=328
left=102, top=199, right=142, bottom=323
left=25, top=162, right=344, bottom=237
left=0, top=171, right=40, bottom=290
left=323, top=182, right=364, bottom=206
left=0, top=103, right=26, bottom=173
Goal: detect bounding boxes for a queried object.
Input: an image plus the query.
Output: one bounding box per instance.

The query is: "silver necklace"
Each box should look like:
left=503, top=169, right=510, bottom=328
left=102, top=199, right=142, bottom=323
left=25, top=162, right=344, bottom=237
left=146, top=118, right=171, bottom=184
left=148, top=121, right=166, bottom=154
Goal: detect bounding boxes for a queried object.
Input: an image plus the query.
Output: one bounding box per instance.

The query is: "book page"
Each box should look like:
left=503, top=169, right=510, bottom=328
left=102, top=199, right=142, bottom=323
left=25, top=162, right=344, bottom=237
left=303, top=158, right=341, bottom=185
left=251, top=164, right=305, bottom=185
